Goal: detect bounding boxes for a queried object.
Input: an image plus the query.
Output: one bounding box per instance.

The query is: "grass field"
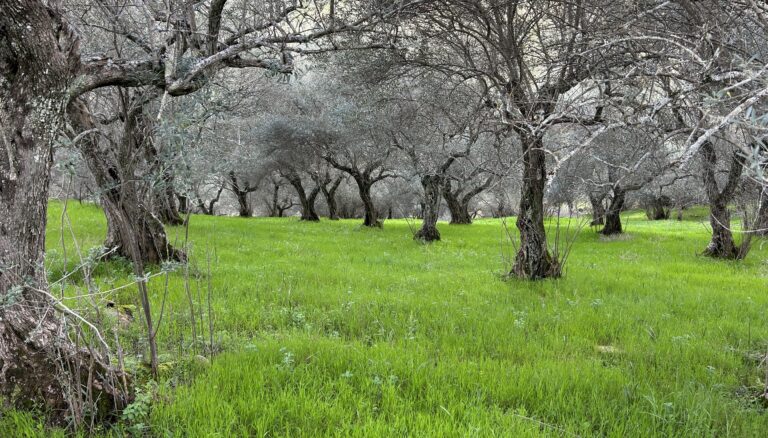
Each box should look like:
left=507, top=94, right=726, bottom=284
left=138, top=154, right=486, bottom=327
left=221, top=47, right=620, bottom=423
left=2, top=202, right=768, bottom=436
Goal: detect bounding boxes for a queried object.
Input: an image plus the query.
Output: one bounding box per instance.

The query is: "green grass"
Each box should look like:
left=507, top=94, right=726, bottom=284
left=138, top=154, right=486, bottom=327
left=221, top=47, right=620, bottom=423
left=4, top=201, right=768, bottom=436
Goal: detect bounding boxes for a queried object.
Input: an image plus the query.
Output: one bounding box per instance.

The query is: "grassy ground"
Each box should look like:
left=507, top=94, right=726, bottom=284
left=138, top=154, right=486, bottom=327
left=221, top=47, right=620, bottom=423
left=2, top=202, right=768, bottom=436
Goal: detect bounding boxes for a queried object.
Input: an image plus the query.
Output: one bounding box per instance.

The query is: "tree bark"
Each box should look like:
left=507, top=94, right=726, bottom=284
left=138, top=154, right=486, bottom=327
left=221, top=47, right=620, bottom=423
left=414, top=175, right=442, bottom=241
left=284, top=171, right=320, bottom=221
left=229, top=172, right=253, bottom=217
left=153, top=171, right=183, bottom=225
left=235, top=190, right=250, bottom=217
left=701, top=142, right=745, bottom=259
left=145, top=142, right=183, bottom=225
left=177, top=192, right=189, bottom=214
left=645, top=195, right=671, bottom=220
left=268, top=182, right=281, bottom=217
left=70, top=100, right=182, bottom=265
left=323, top=157, right=390, bottom=227
left=0, top=1, right=124, bottom=421
left=320, top=175, right=343, bottom=220
left=353, top=176, right=381, bottom=227
left=588, top=193, right=606, bottom=225
left=601, top=187, right=625, bottom=235
left=195, top=183, right=223, bottom=215
left=511, top=136, right=559, bottom=279
left=443, top=182, right=473, bottom=224
left=265, top=178, right=295, bottom=217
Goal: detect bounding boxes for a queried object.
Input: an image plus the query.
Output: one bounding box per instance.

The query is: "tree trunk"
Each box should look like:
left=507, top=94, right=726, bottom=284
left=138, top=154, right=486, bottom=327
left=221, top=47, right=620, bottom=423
left=414, top=175, right=442, bottom=242
left=1, top=2, right=124, bottom=421
left=705, top=200, right=739, bottom=257
left=601, top=188, right=625, bottom=235
left=177, top=193, right=189, bottom=214
left=512, top=136, right=559, bottom=279
left=443, top=182, right=473, bottom=224
left=153, top=173, right=183, bottom=225
left=146, top=143, right=183, bottom=226
left=701, top=142, right=745, bottom=259
left=234, top=190, right=250, bottom=217
left=228, top=172, right=253, bottom=217
left=314, top=175, right=344, bottom=221
left=645, top=196, right=671, bottom=220
left=320, top=176, right=342, bottom=220
left=100, top=190, right=181, bottom=264
left=323, top=187, right=339, bottom=220
left=268, top=183, right=280, bottom=217
left=70, top=101, right=183, bottom=265
left=285, top=173, right=320, bottom=221
left=354, top=177, right=381, bottom=227
left=588, top=194, right=605, bottom=225
left=195, top=192, right=218, bottom=215
left=308, top=186, right=321, bottom=220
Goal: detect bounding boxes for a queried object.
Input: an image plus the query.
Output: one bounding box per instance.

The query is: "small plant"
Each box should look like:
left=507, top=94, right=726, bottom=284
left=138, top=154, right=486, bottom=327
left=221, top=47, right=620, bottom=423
left=121, top=381, right=158, bottom=435
left=278, top=347, right=295, bottom=371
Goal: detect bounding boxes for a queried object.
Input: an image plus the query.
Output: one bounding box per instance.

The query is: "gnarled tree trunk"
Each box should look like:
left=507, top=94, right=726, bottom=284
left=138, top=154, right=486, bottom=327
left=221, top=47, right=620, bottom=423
left=152, top=172, right=183, bottom=225
left=146, top=142, right=183, bottom=225
left=234, top=190, right=250, bottom=216
left=1, top=2, right=124, bottom=421
left=645, top=195, right=671, bottom=220
left=284, top=171, right=320, bottom=221
left=265, top=177, right=295, bottom=217
left=320, top=175, right=343, bottom=220
left=353, top=176, right=381, bottom=227
left=512, top=136, right=559, bottom=279
left=414, top=175, right=442, bottom=242
left=701, top=142, right=746, bottom=258
left=229, top=172, right=255, bottom=217
left=195, top=183, right=224, bottom=215
left=70, top=100, right=182, bottom=265
left=601, top=187, right=626, bottom=235
left=443, top=182, right=473, bottom=225
left=177, top=192, right=188, bottom=215
left=588, top=193, right=606, bottom=225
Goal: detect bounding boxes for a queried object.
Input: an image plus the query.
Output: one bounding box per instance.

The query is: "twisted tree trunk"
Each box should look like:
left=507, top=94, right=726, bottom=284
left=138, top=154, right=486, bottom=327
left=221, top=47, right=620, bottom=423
left=145, top=142, right=183, bottom=225
left=512, top=136, right=559, bottom=279
left=645, top=195, right=671, bottom=220
left=265, top=178, right=296, bottom=217
left=443, top=182, right=473, bottom=225
left=234, top=190, right=250, bottom=216
left=177, top=192, right=189, bottom=215
left=229, top=172, right=255, bottom=217
left=153, top=170, right=183, bottom=225
left=195, top=183, right=224, bottom=215
left=414, top=175, right=442, bottom=242
left=1, top=1, right=125, bottom=421
left=352, top=176, right=381, bottom=227
left=588, top=193, right=606, bottom=225
left=70, top=100, right=183, bottom=265
left=601, top=187, right=626, bottom=235
left=701, top=142, right=746, bottom=258
left=284, top=171, right=320, bottom=221
left=320, top=175, right=343, bottom=220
